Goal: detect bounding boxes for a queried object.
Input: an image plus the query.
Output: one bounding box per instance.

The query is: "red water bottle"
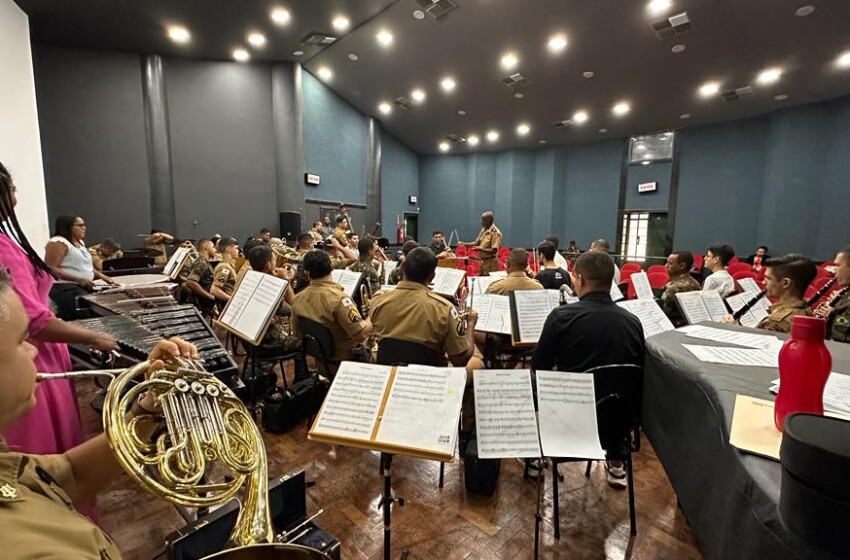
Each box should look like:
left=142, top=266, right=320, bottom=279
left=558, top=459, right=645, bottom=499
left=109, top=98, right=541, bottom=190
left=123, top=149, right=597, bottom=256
left=774, top=316, right=832, bottom=431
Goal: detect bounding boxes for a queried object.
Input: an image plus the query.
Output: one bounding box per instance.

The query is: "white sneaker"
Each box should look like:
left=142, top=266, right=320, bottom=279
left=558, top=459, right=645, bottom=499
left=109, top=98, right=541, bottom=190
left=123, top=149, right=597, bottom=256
left=605, top=463, right=627, bottom=489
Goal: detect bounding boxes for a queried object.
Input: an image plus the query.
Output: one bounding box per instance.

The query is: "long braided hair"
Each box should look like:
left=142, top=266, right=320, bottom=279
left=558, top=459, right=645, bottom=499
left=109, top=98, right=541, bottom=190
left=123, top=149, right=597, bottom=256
left=0, top=161, right=53, bottom=276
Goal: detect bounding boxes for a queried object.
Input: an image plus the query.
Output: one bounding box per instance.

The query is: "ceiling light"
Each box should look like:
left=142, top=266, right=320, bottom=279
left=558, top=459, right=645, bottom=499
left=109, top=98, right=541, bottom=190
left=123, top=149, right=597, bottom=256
left=572, top=110, right=589, bottom=124
left=698, top=81, right=720, bottom=98
left=167, top=26, right=191, bottom=44
left=756, top=67, right=782, bottom=85
left=836, top=51, right=850, bottom=69
left=413, top=10, right=426, bottom=20
left=500, top=52, right=519, bottom=71
left=410, top=88, right=426, bottom=103
left=514, top=93, right=525, bottom=99
left=547, top=34, right=568, bottom=53
left=378, top=102, right=392, bottom=115
left=679, top=113, right=691, bottom=119
left=332, top=16, right=350, bottom=32
left=440, top=77, right=456, bottom=92
left=376, top=30, right=394, bottom=47
left=467, top=135, right=480, bottom=147
left=458, top=110, right=467, bottom=116
left=671, top=44, right=686, bottom=54
left=516, top=123, right=531, bottom=136
left=317, top=66, right=333, bottom=81
left=636, top=144, right=646, bottom=151
left=795, top=5, right=815, bottom=17
left=598, top=128, right=608, bottom=133
left=292, top=50, right=304, bottom=56
left=583, top=71, right=595, bottom=79
left=270, top=7, right=291, bottom=26
left=439, top=141, right=450, bottom=152
left=612, top=101, right=631, bottom=116
left=538, top=140, right=548, bottom=144
left=247, top=32, right=266, bottom=48
left=348, top=53, right=359, bottom=61
left=774, top=94, right=789, bottom=101
left=232, top=48, right=250, bottom=62
left=647, top=0, right=673, bottom=15
left=642, top=161, right=651, bottom=166
left=486, top=130, right=499, bottom=143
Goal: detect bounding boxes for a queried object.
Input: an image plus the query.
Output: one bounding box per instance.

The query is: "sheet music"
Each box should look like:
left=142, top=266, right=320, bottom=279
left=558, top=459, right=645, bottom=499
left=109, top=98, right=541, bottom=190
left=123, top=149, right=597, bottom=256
left=545, top=289, right=563, bottom=309
left=473, top=370, right=541, bottom=458
left=382, top=260, right=398, bottom=285
left=702, top=290, right=729, bottom=322
left=472, top=294, right=512, bottom=335
left=330, top=269, right=362, bottom=297
left=488, top=270, right=508, bottom=279
left=513, top=290, right=558, bottom=343
left=468, top=275, right=499, bottom=296
left=610, top=282, right=625, bottom=302
left=630, top=271, right=654, bottom=301
left=536, top=371, right=606, bottom=459
left=163, top=246, right=190, bottom=279
left=737, top=277, right=762, bottom=296
left=375, top=366, right=466, bottom=456
left=723, top=294, right=762, bottom=329
left=617, top=299, right=675, bottom=338
left=682, top=344, right=780, bottom=367
left=219, top=270, right=288, bottom=342
left=312, top=362, right=392, bottom=439
left=675, top=291, right=711, bottom=324
left=770, top=372, right=850, bottom=415
left=430, top=267, right=467, bottom=296
left=678, top=324, right=778, bottom=349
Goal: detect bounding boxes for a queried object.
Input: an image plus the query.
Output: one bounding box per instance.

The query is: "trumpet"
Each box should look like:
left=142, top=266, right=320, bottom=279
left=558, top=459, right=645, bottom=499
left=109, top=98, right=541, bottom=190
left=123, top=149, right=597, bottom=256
left=456, top=285, right=471, bottom=336
left=558, top=284, right=574, bottom=304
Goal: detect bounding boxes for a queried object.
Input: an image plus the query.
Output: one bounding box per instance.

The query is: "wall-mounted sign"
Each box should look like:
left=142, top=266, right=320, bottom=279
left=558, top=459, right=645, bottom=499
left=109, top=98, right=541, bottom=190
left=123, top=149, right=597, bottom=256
left=305, top=173, right=321, bottom=186
left=408, top=195, right=418, bottom=204
left=637, top=181, right=657, bottom=193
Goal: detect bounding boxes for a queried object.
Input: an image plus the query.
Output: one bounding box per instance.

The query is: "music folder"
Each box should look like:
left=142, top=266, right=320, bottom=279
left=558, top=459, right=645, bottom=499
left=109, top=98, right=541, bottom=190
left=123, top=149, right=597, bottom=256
left=330, top=269, right=363, bottom=298
left=675, top=290, right=730, bottom=325
left=509, top=290, right=562, bottom=347
left=430, top=267, right=467, bottom=297
left=163, top=246, right=191, bottom=280
left=215, top=269, right=289, bottom=346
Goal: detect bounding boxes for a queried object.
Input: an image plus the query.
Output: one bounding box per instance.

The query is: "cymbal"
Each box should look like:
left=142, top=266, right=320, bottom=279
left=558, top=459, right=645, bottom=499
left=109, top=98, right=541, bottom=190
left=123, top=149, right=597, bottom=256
left=130, top=247, right=164, bottom=257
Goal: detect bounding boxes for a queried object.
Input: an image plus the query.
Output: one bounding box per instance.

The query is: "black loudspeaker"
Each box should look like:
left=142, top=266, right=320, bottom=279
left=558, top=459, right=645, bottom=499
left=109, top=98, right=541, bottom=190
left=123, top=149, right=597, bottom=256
left=279, top=211, right=301, bottom=243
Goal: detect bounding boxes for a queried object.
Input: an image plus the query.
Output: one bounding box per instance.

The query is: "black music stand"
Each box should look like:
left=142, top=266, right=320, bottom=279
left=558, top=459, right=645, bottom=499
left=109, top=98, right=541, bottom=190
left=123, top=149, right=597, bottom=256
left=379, top=453, right=408, bottom=560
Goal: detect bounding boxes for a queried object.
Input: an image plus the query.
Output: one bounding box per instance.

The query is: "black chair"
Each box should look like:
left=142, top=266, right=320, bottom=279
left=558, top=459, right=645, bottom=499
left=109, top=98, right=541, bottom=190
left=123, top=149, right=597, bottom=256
left=299, top=317, right=335, bottom=378
left=103, top=255, right=155, bottom=270
left=550, top=363, right=643, bottom=539
left=240, top=341, right=301, bottom=410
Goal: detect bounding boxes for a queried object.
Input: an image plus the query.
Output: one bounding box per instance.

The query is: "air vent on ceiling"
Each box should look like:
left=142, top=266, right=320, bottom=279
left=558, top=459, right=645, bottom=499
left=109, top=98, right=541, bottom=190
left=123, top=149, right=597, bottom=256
left=445, top=134, right=467, bottom=143
left=721, top=86, right=753, bottom=102
left=393, top=97, right=415, bottom=110
left=414, top=0, right=459, bottom=21
left=552, top=119, right=575, bottom=130
left=500, top=73, right=532, bottom=90
left=651, top=11, right=694, bottom=40
left=300, top=32, right=338, bottom=47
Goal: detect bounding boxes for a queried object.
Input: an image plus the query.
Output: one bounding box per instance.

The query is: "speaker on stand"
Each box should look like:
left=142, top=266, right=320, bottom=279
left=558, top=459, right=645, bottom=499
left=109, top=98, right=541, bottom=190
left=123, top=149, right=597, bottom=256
left=279, top=212, right=301, bottom=244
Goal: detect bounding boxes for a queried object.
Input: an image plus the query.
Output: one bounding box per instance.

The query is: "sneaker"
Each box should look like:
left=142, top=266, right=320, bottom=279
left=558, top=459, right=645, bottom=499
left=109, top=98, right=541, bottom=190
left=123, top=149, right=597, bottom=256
left=605, top=462, right=627, bottom=489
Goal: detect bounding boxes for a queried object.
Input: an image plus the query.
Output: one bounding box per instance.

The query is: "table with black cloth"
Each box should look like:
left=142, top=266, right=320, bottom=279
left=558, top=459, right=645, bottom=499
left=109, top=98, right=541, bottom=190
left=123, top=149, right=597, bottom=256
left=643, top=322, right=848, bottom=560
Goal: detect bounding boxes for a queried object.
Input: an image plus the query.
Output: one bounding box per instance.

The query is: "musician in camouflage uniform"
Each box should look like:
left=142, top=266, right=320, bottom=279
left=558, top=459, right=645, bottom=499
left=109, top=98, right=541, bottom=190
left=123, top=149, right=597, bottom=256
left=755, top=255, right=816, bottom=332
left=660, top=251, right=701, bottom=327
left=211, top=237, right=240, bottom=303
left=826, top=246, right=850, bottom=343
left=348, top=237, right=381, bottom=294
left=183, top=238, right=218, bottom=317
left=388, top=240, right=419, bottom=285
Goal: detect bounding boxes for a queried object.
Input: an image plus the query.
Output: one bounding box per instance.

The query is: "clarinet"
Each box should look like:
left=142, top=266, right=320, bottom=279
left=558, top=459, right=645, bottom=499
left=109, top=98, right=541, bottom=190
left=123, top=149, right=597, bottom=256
left=827, top=287, right=849, bottom=308
left=806, top=278, right=836, bottom=308
left=813, top=286, right=848, bottom=319
left=733, top=290, right=767, bottom=321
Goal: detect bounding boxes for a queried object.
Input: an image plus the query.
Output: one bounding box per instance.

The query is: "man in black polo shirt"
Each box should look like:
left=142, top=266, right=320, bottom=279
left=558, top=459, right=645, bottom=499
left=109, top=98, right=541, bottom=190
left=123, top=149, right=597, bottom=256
left=531, top=250, right=645, bottom=487
left=535, top=241, right=572, bottom=291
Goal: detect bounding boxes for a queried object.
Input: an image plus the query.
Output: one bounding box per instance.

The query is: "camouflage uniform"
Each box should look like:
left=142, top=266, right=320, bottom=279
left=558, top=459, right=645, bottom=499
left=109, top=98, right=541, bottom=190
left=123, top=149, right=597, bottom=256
left=388, top=263, right=404, bottom=285
left=184, top=258, right=216, bottom=315
left=660, top=274, right=702, bottom=327
left=828, top=293, right=850, bottom=343
left=349, top=260, right=381, bottom=294
left=757, top=300, right=812, bottom=333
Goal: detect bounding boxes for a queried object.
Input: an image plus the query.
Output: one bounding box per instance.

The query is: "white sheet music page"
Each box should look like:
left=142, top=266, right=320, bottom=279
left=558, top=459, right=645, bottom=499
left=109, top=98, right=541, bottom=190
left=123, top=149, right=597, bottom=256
left=675, top=291, right=711, bottom=324
left=331, top=269, right=362, bottom=297
left=382, top=261, right=398, bottom=285
left=513, top=290, right=557, bottom=343
left=678, top=324, right=778, bottom=349
left=737, top=277, right=761, bottom=296
left=431, top=267, right=467, bottom=296
left=474, top=370, right=541, bottom=458
left=536, top=371, right=606, bottom=459
left=472, top=294, right=512, bottom=335
left=630, top=271, right=655, bottom=301
left=725, top=294, right=759, bottom=328
left=617, top=299, right=675, bottom=338
left=219, top=270, right=288, bottom=342
left=312, top=362, right=392, bottom=439
left=468, top=275, right=498, bottom=296
left=682, top=344, right=780, bottom=367
left=488, top=270, right=508, bottom=279
left=702, top=290, right=729, bottom=322
left=375, top=366, right=466, bottom=457
left=163, top=246, right=190, bottom=279
left=610, top=282, right=625, bottom=302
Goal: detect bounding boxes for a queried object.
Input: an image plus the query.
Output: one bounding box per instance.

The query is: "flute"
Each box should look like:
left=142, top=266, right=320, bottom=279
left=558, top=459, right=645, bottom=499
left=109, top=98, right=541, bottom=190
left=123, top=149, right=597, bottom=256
left=733, top=290, right=767, bottom=321
left=36, top=368, right=123, bottom=382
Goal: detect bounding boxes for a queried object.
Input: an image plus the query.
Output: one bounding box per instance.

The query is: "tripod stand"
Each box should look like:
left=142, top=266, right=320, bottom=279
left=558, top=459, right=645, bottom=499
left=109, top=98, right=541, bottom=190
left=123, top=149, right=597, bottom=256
left=379, top=453, right=409, bottom=560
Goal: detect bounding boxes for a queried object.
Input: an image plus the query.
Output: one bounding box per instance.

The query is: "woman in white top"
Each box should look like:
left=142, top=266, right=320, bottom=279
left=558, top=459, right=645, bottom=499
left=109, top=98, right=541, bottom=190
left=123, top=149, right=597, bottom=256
left=45, top=215, right=115, bottom=319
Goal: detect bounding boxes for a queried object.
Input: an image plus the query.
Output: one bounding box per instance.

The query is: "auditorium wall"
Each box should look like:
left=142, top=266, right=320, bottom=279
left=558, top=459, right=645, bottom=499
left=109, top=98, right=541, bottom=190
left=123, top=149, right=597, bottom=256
left=380, top=132, right=419, bottom=239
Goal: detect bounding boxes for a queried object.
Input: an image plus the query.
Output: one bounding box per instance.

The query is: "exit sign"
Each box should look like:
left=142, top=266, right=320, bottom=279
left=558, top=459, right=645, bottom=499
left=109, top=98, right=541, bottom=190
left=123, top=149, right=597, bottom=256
left=637, top=181, right=657, bottom=193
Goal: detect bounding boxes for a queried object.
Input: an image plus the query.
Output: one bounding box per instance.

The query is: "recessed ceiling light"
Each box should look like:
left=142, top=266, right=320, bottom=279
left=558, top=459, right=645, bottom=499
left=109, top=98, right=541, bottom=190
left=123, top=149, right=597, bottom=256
left=538, top=140, right=548, bottom=144
left=679, top=113, right=691, bottom=119
left=292, top=50, right=304, bottom=56
left=440, top=77, right=456, bottom=92
left=642, top=160, right=651, bottom=166
left=270, top=7, right=291, bottom=26
left=598, top=128, right=608, bottom=133
left=612, top=101, right=631, bottom=116
left=647, top=0, right=673, bottom=15
left=501, top=52, right=519, bottom=71
left=458, top=110, right=467, bottom=116
left=671, top=44, right=686, bottom=54
left=756, top=67, right=782, bottom=85
left=486, top=130, right=499, bottom=143
left=378, top=102, right=392, bottom=115
left=572, top=110, right=589, bottom=124
left=795, top=5, right=815, bottom=17
left=439, top=141, right=450, bottom=152
left=247, top=32, right=266, bottom=48
left=514, top=93, right=524, bottom=99
left=774, top=94, right=789, bottom=101
left=467, top=135, right=480, bottom=147
left=233, top=48, right=250, bottom=62
left=836, top=50, right=850, bottom=69
left=583, top=71, right=595, bottom=79
left=636, top=144, right=646, bottom=151
left=698, top=81, right=720, bottom=98
left=317, top=66, right=333, bottom=81
left=516, top=123, right=531, bottom=136
left=376, top=30, right=394, bottom=47
left=413, top=10, right=426, bottom=20
left=410, top=88, right=426, bottom=103
left=332, top=16, right=350, bottom=32
left=547, top=34, right=568, bottom=53
left=167, top=25, right=191, bottom=44
left=348, top=53, right=359, bottom=61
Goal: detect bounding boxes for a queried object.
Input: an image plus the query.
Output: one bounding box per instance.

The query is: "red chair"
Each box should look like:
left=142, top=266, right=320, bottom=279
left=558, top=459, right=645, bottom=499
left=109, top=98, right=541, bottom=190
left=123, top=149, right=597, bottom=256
left=647, top=264, right=667, bottom=276
left=497, top=246, right=509, bottom=260
left=804, top=276, right=833, bottom=306
left=816, top=267, right=831, bottom=279
left=732, top=270, right=758, bottom=293
left=455, top=244, right=467, bottom=257
left=647, top=272, right=669, bottom=290
left=626, top=277, right=637, bottom=300
left=620, top=268, right=636, bottom=286
left=466, top=261, right=480, bottom=276
left=729, top=256, right=740, bottom=265
left=456, top=257, right=466, bottom=271
left=692, top=253, right=703, bottom=270
left=622, top=262, right=642, bottom=273
left=727, top=262, right=752, bottom=276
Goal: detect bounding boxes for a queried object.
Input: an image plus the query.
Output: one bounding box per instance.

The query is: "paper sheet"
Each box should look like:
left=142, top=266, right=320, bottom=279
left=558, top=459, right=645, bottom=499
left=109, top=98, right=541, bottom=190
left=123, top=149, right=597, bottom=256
left=610, top=282, right=625, bottom=302
left=729, top=394, right=782, bottom=461
left=331, top=269, right=362, bottom=297
left=683, top=344, right=780, bottom=367
left=488, top=270, right=508, bottom=279
left=431, top=267, right=467, bottom=296
left=218, top=270, right=288, bottom=342
left=473, top=294, right=512, bottom=335
left=162, top=246, right=190, bottom=279
left=311, top=362, right=392, bottom=439
left=473, top=370, right=541, bottom=458
left=702, top=290, right=730, bottom=322
left=536, top=371, right=606, bottom=459
left=382, top=261, right=398, bottom=285
left=617, top=299, right=675, bottom=338
left=375, top=366, right=466, bottom=456
left=513, top=290, right=558, bottom=343
left=675, top=291, right=711, bottom=324
left=113, top=273, right=173, bottom=286
left=725, top=294, right=760, bottom=329
left=737, top=277, right=762, bottom=296
left=468, top=275, right=499, bottom=296
left=630, top=271, right=654, bottom=301
left=770, top=372, right=850, bottom=415
left=678, top=324, right=778, bottom=349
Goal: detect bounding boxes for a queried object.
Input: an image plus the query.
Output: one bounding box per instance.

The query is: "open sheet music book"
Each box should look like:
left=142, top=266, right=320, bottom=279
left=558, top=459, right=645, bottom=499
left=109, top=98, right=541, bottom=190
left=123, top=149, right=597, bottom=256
left=472, top=294, right=512, bottom=335
left=630, top=271, right=654, bottom=301
left=216, top=269, right=289, bottom=345
left=616, top=299, right=675, bottom=338
left=163, top=246, right=191, bottom=280
left=308, top=362, right=466, bottom=462
left=468, top=275, right=499, bottom=296
left=330, top=269, right=363, bottom=298
left=726, top=292, right=770, bottom=329
left=474, top=369, right=605, bottom=460
left=430, top=267, right=467, bottom=297
left=675, top=290, right=729, bottom=324
left=381, top=260, right=398, bottom=285
left=509, top=290, right=563, bottom=346
left=737, top=276, right=762, bottom=297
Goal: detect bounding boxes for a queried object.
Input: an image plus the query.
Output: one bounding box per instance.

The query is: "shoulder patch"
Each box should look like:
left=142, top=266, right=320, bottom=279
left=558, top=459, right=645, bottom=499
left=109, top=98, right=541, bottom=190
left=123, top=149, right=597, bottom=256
left=341, top=296, right=354, bottom=307
left=450, top=307, right=459, bottom=319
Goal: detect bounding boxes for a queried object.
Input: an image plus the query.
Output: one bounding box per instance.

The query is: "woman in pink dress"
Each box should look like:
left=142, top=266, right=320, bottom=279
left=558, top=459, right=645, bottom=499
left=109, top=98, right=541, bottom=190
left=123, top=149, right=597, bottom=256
left=0, top=161, right=118, bottom=454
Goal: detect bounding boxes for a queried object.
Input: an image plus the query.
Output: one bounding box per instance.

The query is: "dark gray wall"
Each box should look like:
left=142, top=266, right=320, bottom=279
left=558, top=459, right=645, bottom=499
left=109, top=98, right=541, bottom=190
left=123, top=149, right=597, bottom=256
left=624, top=161, right=672, bottom=212
left=34, top=45, right=151, bottom=246
left=380, top=132, right=419, bottom=239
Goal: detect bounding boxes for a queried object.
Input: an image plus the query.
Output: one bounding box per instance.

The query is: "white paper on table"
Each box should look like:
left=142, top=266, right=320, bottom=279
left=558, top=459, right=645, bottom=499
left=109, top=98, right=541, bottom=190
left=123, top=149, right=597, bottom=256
left=677, top=324, right=778, bottom=349
left=468, top=275, right=499, bottom=296
left=474, top=370, right=541, bottom=458
left=382, top=261, right=398, bottom=285
left=630, top=271, right=655, bottom=301
left=512, top=290, right=558, bottom=344
left=430, top=267, right=467, bottom=296
left=311, top=362, right=392, bottom=439
left=682, top=344, right=779, bottom=367
left=610, top=282, right=625, bottom=302
left=375, top=366, right=466, bottom=456
left=219, top=270, right=288, bottom=342
left=536, top=371, right=606, bottom=459
left=770, top=372, right=850, bottom=415
left=331, top=269, right=362, bottom=297
left=472, top=294, right=512, bottom=335
left=114, top=273, right=173, bottom=286
left=617, top=299, right=675, bottom=339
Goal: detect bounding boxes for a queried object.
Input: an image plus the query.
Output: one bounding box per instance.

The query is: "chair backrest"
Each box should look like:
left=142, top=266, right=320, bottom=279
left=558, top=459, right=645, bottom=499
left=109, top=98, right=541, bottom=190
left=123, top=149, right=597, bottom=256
left=298, top=317, right=334, bottom=363
left=647, top=272, right=669, bottom=289
left=647, top=264, right=667, bottom=276
left=376, top=338, right=445, bottom=367
left=626, top=276, right=637, bottom=300
left=692, top=253, right=703, bottom=270
left=584, top=364, right=644, bottom=449
left=804, top=275, right=833, bottom=304
left=497, top=246, right=510, bottom=258
left=727, top=262, right=751, bottom=276
left=455, top=245, right=468, bottom=257
left=619, top=267, right=635, bottom=285
left=729, top=256, right=740, bottom=265
left=621, top=262, right=642, bottom=273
